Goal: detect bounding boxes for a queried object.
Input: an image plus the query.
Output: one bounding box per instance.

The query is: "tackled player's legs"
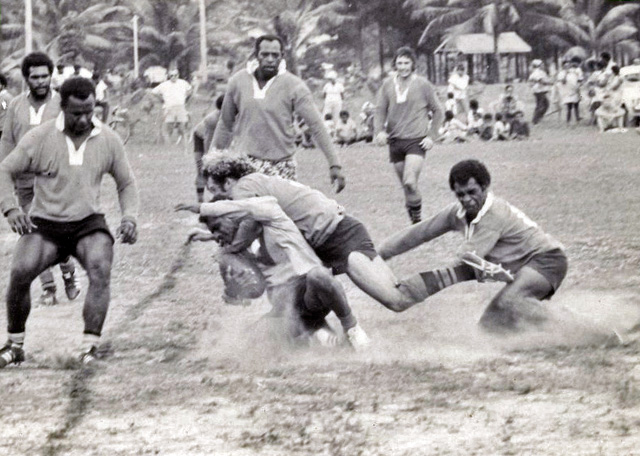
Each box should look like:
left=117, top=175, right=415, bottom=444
left=304, top=266, right=356, bottom=331
left=346, top=252, right=415, bottom=312
left=6, top=234, right=60, bottom=333
left=74, top=231, right=114, bottom=337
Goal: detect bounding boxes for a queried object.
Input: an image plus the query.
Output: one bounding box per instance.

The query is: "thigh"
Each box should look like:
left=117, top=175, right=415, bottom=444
left=11, top=234, right=60, bottom=279
left=502, top=265, right=553, bottom=301
left=74, top=231, right=114, bottom=275
left=392, top=160, right=405, bottom=182
left=403, top=152, right=425, bottom=183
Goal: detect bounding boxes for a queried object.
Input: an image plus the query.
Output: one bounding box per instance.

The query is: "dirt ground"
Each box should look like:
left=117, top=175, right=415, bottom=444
left=1, top=113, right=640, bottom=455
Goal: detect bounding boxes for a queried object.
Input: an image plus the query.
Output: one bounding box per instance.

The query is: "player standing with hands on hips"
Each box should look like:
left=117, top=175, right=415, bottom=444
left=375, top=46, right=444, bottom=224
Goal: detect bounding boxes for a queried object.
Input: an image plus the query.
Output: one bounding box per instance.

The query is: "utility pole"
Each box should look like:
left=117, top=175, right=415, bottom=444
left=25, top=0, right=33, bottom=54
left=133, top=15, right=139, bottom=79
left=199, top=0, right=207, bottom=83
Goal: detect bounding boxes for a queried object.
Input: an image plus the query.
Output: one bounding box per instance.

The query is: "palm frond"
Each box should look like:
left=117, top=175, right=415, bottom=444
left=598, top=25, right=638, bottom=47
left=595, top=4, right=640, bottom=37
left=418, top=8, right=475, bottom=44
left=527, top=14, right=590, bottom=45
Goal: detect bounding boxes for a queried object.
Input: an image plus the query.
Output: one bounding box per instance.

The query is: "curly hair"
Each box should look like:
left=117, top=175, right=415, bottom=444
left=202, top=152, right=256, bottom=185
left=449, top=159, right=491, bottom=190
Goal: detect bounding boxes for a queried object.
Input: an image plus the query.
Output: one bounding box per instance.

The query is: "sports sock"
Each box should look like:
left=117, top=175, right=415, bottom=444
left=398, top=265, right=476, bottom=302
left=406, top=201, right=422, bottom=224
left=196, top=188, right=204, bottom=203
left=81, top=333, right=101, bottom=353
left=8, top=332, right=25, bottom=348
left=59, top=257, right=75, bottom=275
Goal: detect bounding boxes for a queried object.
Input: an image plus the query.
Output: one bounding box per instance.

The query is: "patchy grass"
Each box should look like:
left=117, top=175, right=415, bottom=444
left=1, top=121, right=640, bottom=455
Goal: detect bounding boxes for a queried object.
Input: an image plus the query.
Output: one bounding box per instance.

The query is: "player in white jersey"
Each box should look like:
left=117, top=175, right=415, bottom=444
left=176, top=196, right=370, bottom=349
left=379, top=159, right=569, bottom=333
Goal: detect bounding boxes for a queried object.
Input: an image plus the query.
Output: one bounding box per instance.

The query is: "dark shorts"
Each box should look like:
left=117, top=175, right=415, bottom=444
left=30, top=214, right=114, bottom=263
left=388, top=137, right=426, bottom=163
left=193, top=133, right=205, bottom=154
left=267, top=275, right=330, bottom=333
left=525, top=248, right=568, bottom=299
left=314, top=215, right=377, bottom=275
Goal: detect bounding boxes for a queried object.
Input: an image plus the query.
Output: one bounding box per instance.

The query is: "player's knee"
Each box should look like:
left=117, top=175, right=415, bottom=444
left=403, top=180, right=418, bottom=195
left=85, top=259, right=112, bottom=288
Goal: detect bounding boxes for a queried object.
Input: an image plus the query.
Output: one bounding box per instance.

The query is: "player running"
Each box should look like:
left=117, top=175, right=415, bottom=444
left=178, top=196, right=370, bottom=350
left=378, top=159, right=569, bottom=332
left=374, top=46, right=444, bottom=224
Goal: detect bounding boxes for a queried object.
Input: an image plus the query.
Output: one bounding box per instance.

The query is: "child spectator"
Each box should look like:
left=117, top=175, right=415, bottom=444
left=467, top=99, right=484, bottom=135
left=444, top=92, right=457, bottom=116
left=493, top=112, right=509, bottom=141
left=437, top=110, right=468, bottom=143
left=509, top=110, right=530, bottom=140
left=335, top=110, right=358, bottom=146
left=358, top=101, right=375, bottom=142
left=595, top=93, right=625, bottom=132
left=479, top=113, right=494, bottom=141
left=323, top=113, right=336, bottom=139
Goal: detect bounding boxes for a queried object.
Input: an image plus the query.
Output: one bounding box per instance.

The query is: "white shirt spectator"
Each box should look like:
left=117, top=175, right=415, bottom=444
left=447, top=70, right=469, bottom=101
left=323, top=80, right=344, bottom=103
left=152, top=78, right=192, bottom=108
left=95, top=80, right=108, bottom=102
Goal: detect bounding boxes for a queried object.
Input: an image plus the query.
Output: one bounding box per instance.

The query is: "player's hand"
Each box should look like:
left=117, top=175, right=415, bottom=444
left=5, top=208, right=36, bottom=236
left=420, top=136, right=434, bottom=151
left=116, top=219, right=137, bottom=244
left=187, top=227, right=214, bottom=243
left=329, top=165, right=346, bottom=193
left=174, top=203, right=201, bottom=214
left=374, top=131, right=388, bottom=147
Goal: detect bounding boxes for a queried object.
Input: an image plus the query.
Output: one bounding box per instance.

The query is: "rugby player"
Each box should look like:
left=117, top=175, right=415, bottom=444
left=0, top=77, right=139, bottom=367
left=0, top=52, right=80, bottom=306
left=179, top=196, right=370, bottom=350
left=210, top=34, right=345, bottom=191
left=379, top=159, right=569, bottom=332
left=374, top=46, right=444, bottom=224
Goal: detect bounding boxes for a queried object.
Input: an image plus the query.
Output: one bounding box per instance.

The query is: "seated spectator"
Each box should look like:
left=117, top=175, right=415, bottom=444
left=492, top=84, right=521, bottom=121
left=595, top=93, right=625, bottom=132
left=444, top=92, right=457, bottom=116
left=335, top=110, right=358, bottom=146
left=437, top=110, right=468, bottom=143
left=467, top=99, right=484, bottom=135
left=479, top=113, right=494, bottom=141
left=493, top=113, right=509, bottom=141
left=358, top=101, right=375, bottom=142
left=323, top=113, right=336, bottom=139
left=509, top=110, right=530, bottom=140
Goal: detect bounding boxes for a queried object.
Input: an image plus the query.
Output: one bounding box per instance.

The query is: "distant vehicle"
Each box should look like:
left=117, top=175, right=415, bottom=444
left=619, top=65, right=640, bottom=125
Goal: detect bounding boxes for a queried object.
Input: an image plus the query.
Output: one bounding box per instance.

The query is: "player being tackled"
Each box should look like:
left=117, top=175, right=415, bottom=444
left=177, top=196, right=371, bottom=351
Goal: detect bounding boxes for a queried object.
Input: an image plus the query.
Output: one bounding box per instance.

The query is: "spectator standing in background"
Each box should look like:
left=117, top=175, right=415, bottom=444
left=528, top=59, right=552, bottom=125
left=0, top=73, right=14, bottom=140
left=322, top=71, right=345, bottom=124
left=447, top=64, right=469, bottom=118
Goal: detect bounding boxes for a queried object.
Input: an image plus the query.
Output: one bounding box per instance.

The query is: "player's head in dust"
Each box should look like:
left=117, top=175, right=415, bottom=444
left=199, top=213, right=239, bottom=246
left=202, top=153, right=256, bottom=199
left=449, top=160, right=491, bottom=221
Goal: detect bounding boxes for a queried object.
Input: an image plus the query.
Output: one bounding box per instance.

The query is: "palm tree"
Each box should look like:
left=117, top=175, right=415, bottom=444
left=551, top=0, right=640, bottom=62
left=0, top=0, right=131, bottom=71
left=406, top=0, right=566, bottom=82
left=122, top=0, right=199, bottom=77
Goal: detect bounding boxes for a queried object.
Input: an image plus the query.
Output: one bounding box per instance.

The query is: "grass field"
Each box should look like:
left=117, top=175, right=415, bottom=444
left=1, top=116, right=640, bottom=456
